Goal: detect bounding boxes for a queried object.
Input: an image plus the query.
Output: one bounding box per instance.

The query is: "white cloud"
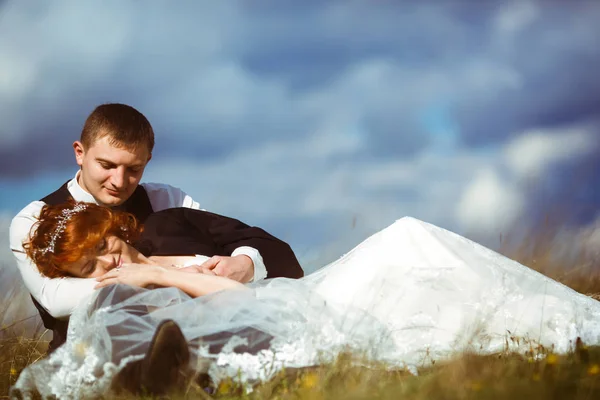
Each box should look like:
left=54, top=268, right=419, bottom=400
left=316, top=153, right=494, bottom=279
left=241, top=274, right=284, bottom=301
left=149, top=60, right=296, bottom=141
left=461, top=61, right=523, bottom=94
left=0, top=0, right=545, bottom=151
left=504, top=127, right=596, bottom=180
left=455, top=168, right=525, bottom=235
left=493, top=1, right=539, bottom=38
left=1, top=0, right=597, bottom=158
left=454, top=124, right=597, bottom=237
left=0, top=1, right=242, bottom=147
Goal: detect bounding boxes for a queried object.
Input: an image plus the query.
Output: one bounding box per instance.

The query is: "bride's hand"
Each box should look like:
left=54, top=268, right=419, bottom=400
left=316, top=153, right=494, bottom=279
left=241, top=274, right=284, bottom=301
left=177, top=264, right=217, bottom=275
left=94, top=263, right=166, bottom=289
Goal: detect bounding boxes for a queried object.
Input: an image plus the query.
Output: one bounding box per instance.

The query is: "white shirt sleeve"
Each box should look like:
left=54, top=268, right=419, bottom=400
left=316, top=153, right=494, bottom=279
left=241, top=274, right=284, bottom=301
left=231, top=246, right=268, bottom=282
left=9, top=202, right=97, bottom=319
left=143, top=183, right=268, bottom=282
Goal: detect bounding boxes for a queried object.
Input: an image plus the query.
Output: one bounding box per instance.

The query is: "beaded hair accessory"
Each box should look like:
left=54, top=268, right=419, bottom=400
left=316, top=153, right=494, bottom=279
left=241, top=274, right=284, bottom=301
left=36, top=203, right=88, bottom=255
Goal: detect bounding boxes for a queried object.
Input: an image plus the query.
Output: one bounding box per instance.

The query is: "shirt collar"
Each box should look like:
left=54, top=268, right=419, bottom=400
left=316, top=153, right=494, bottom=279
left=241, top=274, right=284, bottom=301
left=67, top=170, right=100, bottom=205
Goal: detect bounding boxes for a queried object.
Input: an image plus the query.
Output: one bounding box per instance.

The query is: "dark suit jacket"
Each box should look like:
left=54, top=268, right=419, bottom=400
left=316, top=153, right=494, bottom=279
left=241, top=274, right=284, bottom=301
left=135, top=208, right=304, bottom=279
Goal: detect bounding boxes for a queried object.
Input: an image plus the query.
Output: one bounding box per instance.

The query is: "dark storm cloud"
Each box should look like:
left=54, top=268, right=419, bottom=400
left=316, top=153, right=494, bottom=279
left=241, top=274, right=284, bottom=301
left=0, top=0, right=599, bottom=182
left=453, top=2, right=600, bottom=145
left=524, top=144, right=600, bottom=229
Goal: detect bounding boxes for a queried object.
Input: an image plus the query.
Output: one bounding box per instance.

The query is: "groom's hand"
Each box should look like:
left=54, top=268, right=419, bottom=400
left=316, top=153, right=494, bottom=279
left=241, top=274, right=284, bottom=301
left=200, top=255, right=254, bottom=283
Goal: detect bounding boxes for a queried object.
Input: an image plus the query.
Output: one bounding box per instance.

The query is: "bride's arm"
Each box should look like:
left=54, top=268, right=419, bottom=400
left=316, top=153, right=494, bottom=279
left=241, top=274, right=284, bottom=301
left=94, top=264, right=246, bottom=297
left=156, top=268, right=246, bottom=297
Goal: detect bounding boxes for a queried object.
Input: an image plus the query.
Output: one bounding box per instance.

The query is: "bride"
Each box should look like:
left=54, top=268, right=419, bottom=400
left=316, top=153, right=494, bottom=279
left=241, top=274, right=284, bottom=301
left=12, top=201, right=600, bottom=399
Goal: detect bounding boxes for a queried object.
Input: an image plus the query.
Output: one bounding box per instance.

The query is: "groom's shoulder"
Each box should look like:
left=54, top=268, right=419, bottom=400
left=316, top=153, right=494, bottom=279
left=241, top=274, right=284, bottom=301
left=140, top=182, right=200, bottom=211
left=11, top=201, right=45, bottom=222
left=9, top=201, right=45, bottom=248
left=10, top=179, right=70, bottom=233
left=140, top=181, right=184, bottom=194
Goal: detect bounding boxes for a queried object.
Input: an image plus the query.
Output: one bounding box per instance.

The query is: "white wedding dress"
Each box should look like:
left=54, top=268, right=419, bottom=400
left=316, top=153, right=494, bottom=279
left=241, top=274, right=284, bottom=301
left=12, top=217, right=600, bottom=399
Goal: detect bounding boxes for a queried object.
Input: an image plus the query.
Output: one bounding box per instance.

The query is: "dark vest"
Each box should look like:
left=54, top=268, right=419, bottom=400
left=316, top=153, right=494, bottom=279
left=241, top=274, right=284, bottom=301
left=35, top=181, right=154, bottom=353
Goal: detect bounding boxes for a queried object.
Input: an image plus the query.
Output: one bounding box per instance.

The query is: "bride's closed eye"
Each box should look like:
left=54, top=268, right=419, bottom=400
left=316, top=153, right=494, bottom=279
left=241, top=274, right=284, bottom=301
left=96, top=238, right=107, bottom=253
left=80, top=239, right=107, bottom=276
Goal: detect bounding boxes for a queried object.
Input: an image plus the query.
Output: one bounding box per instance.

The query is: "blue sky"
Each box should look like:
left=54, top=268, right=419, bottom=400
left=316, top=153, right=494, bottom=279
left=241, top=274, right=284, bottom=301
left=1, top=0, right=599, bottom=274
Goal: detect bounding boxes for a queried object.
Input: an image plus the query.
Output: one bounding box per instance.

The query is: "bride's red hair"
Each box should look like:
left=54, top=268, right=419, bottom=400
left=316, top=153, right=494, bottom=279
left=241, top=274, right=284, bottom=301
left=23, top=201, right=142, bottom=278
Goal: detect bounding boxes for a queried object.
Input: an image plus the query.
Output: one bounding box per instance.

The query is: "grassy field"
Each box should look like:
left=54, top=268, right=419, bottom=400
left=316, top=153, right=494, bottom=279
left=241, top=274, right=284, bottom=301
left=2, top=239, right=599, bottom=399
left=2, top=332, right=600, bottom=399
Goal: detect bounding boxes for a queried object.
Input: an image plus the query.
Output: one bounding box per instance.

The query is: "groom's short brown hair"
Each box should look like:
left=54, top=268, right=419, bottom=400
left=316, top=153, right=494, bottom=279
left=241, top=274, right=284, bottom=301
left=80, top=103, right=155, bottom=153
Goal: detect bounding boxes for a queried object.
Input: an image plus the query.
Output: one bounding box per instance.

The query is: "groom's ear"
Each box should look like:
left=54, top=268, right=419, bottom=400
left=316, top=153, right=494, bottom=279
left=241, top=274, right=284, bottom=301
left=73, top=141, right=85, bottom=167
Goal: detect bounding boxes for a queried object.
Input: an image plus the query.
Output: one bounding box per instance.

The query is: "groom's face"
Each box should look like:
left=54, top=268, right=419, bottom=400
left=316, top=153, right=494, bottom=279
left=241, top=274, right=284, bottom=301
left=74, top=134, right=151, bottom=206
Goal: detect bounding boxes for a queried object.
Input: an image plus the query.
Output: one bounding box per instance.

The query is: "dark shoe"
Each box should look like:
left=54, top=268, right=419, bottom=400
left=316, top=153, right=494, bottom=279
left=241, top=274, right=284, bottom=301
left=112, top=319, right=190, bottom=396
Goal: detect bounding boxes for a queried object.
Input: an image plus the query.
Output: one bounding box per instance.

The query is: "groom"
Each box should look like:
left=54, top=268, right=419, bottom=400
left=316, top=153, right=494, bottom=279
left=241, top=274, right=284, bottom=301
left=9, top=103, right=303, bottom=352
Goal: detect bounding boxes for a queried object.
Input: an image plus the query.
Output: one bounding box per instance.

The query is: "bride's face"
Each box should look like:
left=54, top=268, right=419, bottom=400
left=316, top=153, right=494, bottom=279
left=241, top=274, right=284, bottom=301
left=63, top=235, right=141, bottom=278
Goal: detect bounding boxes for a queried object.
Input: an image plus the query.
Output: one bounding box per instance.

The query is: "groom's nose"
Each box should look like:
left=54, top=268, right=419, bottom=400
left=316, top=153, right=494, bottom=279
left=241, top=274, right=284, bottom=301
left=109, top=168, right=126, bottom=189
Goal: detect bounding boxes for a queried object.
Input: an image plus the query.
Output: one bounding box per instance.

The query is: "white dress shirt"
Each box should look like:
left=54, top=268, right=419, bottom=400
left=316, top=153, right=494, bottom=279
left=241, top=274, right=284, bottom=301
left=9, top=172, right=267, bottom=319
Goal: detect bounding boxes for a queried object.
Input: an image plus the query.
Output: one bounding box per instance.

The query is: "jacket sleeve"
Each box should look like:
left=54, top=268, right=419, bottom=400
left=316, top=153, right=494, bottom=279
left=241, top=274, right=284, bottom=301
left=183, top=209, right=304, bottom=279
left=142, top=184, right=267, bottom=281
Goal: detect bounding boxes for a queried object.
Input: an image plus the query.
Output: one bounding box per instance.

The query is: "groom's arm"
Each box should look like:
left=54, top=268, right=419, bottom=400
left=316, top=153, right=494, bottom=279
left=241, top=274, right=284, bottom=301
left=182, top=209, right=304, bottom=279
left=142, top=182, right=269, bottom=282
left=9, top=202, right=97, bottom=318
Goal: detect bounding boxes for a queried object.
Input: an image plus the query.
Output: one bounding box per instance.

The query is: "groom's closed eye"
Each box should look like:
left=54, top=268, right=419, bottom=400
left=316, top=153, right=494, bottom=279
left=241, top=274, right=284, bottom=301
left=97, top=159, right=144, bottom=173
left=98, top=161, right=117, bottom=170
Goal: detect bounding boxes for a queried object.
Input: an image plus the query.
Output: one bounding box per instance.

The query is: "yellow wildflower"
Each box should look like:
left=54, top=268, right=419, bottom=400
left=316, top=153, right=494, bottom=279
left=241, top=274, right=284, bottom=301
left=10, top=367, right=17, bottom=376
left=300, top=372, right=319, bottom=389
left=546, top=354, right=558, bottom=365
left=588, top=364, right=600, bottom=376
left=217, top=379, right=232, bottom=395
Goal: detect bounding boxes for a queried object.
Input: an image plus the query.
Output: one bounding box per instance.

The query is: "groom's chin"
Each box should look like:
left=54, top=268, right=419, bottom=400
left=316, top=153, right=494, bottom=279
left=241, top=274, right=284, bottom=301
left=98, top=196, right=124, bottom=206
left=97, top=190, right=129, bottom=206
